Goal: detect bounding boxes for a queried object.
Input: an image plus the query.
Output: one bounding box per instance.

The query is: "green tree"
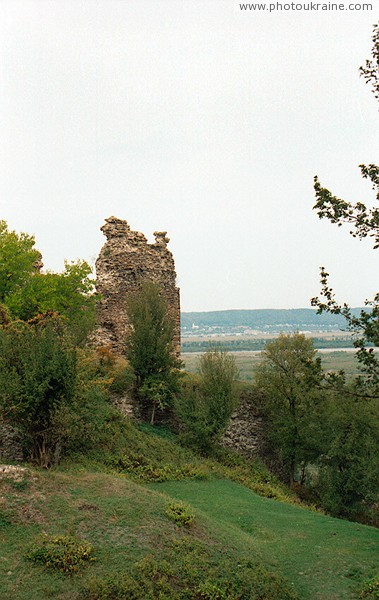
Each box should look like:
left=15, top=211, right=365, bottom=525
left=0, top=316, right=77, bottom=466
left=0, top=220, right=41, bottom=302
left=255, top=333, right=323, bottom=485
left=5, top=260, right=96, bottom=344
left=310, top=24, right=379, bottom=520
left=126, top=281, right=181, bottom=424
left=176, top=345, right=238, bottom=453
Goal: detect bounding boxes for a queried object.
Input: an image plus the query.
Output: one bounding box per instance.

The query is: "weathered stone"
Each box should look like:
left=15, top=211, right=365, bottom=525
left=221, top=395, right=265, bottom=459
left=95, top=217, right=180, bottom=356
left=0, top=422, right=23, bottom=462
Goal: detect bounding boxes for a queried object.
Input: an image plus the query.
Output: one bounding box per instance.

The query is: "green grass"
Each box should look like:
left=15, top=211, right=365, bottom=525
left=1, top=420, right=377, bottom=599
left=0, top=467, right=298, bottom=599
left=151, top=479, right=379, bottom=600
left=183, top=350, right=361, bottom=381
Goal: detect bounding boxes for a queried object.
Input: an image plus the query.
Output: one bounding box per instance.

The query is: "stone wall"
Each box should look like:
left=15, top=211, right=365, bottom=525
left=221, top=394, right=265, bottom=459
left=95, top=217, right=180, bottom=356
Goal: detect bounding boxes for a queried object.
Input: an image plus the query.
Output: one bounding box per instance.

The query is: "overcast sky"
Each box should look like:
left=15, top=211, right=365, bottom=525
left=1, top=0, right=378, bottom=311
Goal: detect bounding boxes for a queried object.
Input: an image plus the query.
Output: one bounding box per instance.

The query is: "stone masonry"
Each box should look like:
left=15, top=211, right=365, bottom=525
left=221, top=393, right=265, bottom=459
left=95, top=217, right=180, bottom=356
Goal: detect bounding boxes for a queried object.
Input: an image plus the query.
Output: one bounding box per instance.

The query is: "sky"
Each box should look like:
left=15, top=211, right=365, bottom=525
left=0, top=0, right=378, bottom=312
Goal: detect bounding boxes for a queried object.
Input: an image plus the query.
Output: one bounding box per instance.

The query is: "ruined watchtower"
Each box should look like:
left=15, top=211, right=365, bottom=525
left=95, top=217, right=180, bottom=355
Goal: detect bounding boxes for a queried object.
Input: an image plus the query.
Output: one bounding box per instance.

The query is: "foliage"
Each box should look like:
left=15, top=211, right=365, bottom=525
left=108, top=360, right=134, bottom=396
left=109, top=453, right=209, bottom=483
left=309, top=23, right=379, bottom=522
left=255, top=333, right=323, bottom=484
left=360, top=22, right=379, bottom=106
left=165, top=501, right=195, bottom=527
left=0, top=220, right=41, bottom=302
left=0, top=316, right=77, bottom=466
left=53, top=347, right=126, bottom=460
left=126, top=280, right=181, bottom=424
left=176, top=346, right=238, bottom=453
left=6, top=260, right=97, bottom=344
left=26, top=535, right=95, bottom=573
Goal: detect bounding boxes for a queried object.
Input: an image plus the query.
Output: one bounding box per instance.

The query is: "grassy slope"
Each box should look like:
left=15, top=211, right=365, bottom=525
left=1, top=468, right=297, bottom=600
left=152, top=479, right=379, bottom=600
left=1, top=421, right=378, bottom=599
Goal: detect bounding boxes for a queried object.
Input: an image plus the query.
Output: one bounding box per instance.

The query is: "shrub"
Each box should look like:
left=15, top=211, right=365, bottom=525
left=109, top=455, right=209, bottom=483
left=0, top=317, right=77, bottom=466
left=196, top=581, right=227, bottom=599
left=26, top=534, right=95, bottom=573
left=165, top=501, right=195, bottom=527
left=80, top=543, right=298, bottom=600
left=360, top=575, right=379, bottom=598
left=80, top=574, right=149, bottom=599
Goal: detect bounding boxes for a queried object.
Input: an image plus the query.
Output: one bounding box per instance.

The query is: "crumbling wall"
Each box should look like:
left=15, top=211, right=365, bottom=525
left=221, top=394, right=265, bottom=458
left=95, top=217, right=180, bottom=356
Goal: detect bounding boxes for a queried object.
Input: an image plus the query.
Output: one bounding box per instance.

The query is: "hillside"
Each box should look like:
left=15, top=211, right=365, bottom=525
left=1, top=422, right=378, bottom=600
left=181, top=308, right=364, bottom=334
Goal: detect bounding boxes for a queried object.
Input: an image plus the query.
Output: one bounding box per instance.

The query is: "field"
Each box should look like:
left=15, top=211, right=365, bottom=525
left=182, top=349, right=361, bottom=381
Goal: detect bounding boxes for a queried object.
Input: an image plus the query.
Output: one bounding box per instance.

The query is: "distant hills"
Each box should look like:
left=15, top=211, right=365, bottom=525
left=181, top=308, right=364, bottom=333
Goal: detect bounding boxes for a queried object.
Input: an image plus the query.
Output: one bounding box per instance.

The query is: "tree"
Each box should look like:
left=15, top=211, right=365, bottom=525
left=126, top=281, right=181, bottom=424
left=255, top=333, right=323, bottom=485
left=316, top=392, right=379, bottom=520
left=176, top=345, right=238, bottom=453
left=0, top=220, right=41, bottom=302
left=312, top=23, right=379, bottom=394
left=310, top=24, right=379, bottom=520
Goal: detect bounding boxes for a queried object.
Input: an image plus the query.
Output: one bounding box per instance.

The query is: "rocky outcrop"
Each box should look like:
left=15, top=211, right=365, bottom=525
left=95, top=217, right=180, bottom=356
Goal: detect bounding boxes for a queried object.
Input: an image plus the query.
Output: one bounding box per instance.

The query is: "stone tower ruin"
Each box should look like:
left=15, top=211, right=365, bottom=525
left=95, top=216, right=180, bottom=356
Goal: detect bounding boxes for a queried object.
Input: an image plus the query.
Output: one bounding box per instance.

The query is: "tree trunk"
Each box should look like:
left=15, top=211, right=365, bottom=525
left=150, top=402, right=156, bottom=426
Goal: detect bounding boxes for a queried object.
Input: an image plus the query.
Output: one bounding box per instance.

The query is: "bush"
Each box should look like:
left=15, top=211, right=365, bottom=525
left=81, top=548, right=298, bottom=600
left=165, top=501, right=195, bottom=527
left=0, top=316, right=77, bottom=466
left=360, top=575, right=379, bottom=598
left=196, top=582, right=227, bottom=599
left=108, top=452, right=209, bottom=483
left=26, top=535, right=95, bottom=573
